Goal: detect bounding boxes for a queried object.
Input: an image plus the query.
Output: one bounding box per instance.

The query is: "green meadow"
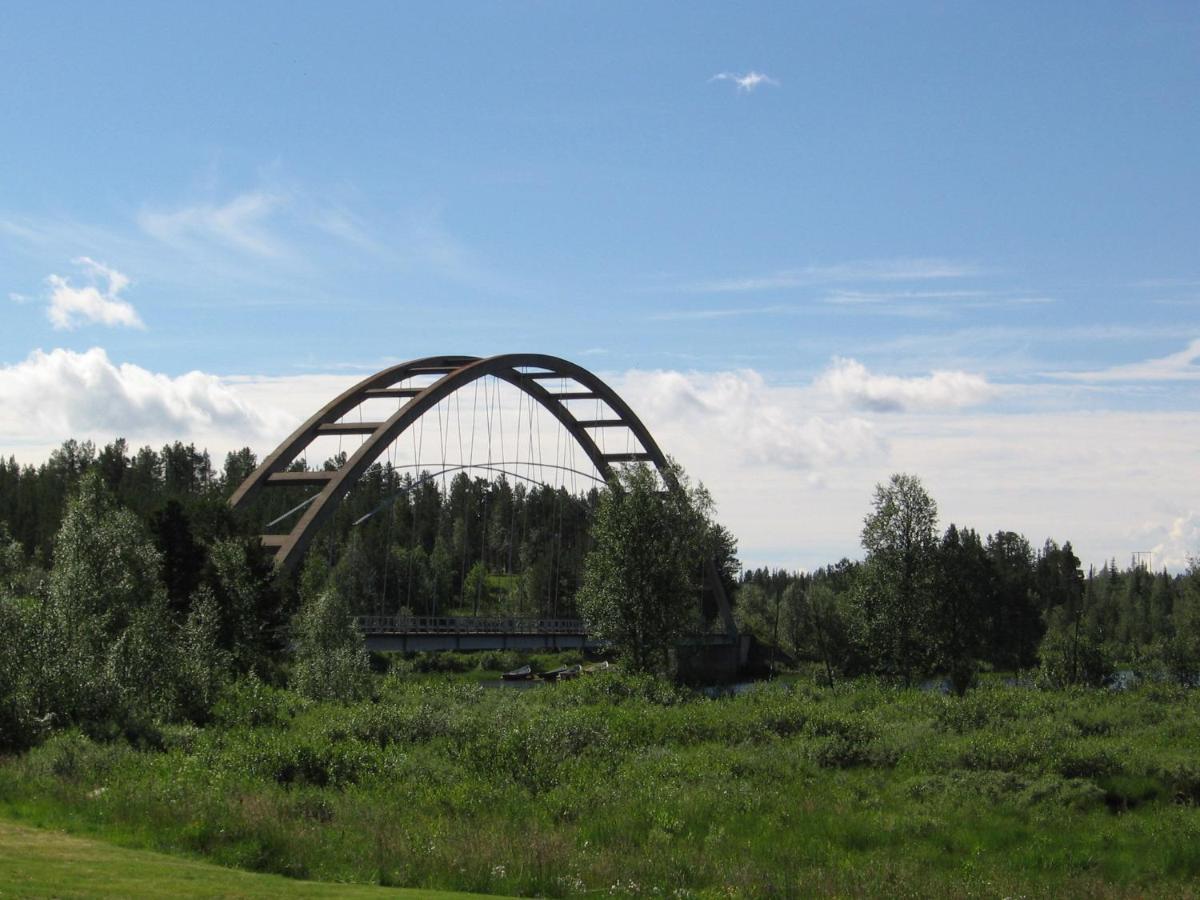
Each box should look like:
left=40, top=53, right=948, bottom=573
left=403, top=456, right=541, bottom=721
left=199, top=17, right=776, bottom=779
left=3, top=669, right=1199, bottom=898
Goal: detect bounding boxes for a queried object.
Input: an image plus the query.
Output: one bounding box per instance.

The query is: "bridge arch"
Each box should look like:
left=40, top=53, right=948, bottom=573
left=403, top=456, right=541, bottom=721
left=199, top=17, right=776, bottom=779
left=229, top=353, right=734, bottom=634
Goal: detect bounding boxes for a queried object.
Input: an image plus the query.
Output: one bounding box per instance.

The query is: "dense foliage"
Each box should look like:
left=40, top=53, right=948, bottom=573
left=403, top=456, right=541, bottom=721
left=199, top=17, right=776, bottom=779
left=577, top=463, right=722, bottom=671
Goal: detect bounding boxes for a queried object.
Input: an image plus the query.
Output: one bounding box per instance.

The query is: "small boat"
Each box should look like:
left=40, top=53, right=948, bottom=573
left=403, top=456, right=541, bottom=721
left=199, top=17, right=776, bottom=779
left=582, top=661, right=610, bottom=675
left=502, top=664, right=533, bottom=681
left=539, top=665, right=568, bottom=681
left=558, top=664, right=583, bottom=680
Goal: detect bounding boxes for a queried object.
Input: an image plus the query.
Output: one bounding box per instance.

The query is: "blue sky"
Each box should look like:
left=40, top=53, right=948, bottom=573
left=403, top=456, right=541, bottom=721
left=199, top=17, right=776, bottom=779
left=2, top=3, right=1198, bottom=569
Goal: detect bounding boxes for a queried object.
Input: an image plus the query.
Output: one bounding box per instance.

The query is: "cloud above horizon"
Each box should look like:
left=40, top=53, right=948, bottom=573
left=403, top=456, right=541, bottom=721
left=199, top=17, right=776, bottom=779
left=0, top=347, right=279, bottom=441
left=815, top=357, right=995, bottom=412
left=619, top=368, right=883, bottom=470
left=0, top=350, right=1196, bottom=571
left=45, top=258, right=144, bottom=330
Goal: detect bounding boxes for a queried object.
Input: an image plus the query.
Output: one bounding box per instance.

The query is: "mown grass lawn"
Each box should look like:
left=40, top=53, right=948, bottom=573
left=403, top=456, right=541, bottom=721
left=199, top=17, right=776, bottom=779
left=0, top=818, right=507, bottom=899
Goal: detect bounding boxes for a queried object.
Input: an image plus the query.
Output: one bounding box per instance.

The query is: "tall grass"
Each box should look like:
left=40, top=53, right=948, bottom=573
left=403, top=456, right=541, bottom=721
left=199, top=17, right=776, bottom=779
left=2, top=674, right=1199, bottom=897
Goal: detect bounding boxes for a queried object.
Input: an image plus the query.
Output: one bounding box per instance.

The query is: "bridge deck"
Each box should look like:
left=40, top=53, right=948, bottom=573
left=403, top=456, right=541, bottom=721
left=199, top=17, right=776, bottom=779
left=356, top=615, right=586, bottom=636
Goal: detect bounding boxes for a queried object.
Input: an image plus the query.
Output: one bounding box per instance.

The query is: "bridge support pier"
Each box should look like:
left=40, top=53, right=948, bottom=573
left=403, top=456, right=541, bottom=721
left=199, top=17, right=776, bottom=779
left=671, top=635, right=752, bottom=684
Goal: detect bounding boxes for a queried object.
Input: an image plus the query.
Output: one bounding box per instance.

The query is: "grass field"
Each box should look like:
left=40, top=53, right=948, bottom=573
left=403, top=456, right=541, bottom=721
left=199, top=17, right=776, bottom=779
left=0, top=819, right=505, bottom=899
left=2, top=670, right=1200, bottom=897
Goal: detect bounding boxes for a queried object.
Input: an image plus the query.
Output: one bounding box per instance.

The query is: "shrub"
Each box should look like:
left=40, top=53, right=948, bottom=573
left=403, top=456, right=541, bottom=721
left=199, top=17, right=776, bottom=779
left=290, top=589, right=371, bottom=703
left=24, top=730, right=132, bottom=782
left=811, top=735, right=898, bottom=769
left=549, top=671, right=685, bottom=707
left=0, top=597, right=36, bottom=752
left=1055, top=741, right=1121, bottom=779
left=216, top=729, right=388, bottom=788
left=213, top=675, right=301, bottom=728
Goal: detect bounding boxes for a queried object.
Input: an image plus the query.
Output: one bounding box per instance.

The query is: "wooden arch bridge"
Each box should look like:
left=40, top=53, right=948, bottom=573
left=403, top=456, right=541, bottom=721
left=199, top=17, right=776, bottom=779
left=228, top=354, right=737, bottom=652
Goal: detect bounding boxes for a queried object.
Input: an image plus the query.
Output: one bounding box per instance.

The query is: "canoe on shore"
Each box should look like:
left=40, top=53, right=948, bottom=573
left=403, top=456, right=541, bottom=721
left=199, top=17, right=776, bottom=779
left=502, top=664, right=533, bottom=681
left=539, top=664, right=582, bottom=681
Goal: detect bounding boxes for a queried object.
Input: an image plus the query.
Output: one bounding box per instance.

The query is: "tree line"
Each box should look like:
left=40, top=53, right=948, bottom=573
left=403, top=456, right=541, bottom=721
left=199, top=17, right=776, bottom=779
left=0, top=437, right=612, bottom=620
left=736, top=473, right=1200, bottom=693
left=3, top=440, right=1198, bottom=754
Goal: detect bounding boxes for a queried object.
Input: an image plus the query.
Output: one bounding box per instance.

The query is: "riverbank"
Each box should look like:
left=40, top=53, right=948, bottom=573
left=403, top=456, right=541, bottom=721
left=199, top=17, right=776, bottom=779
left=2, top=671, right=1198, bottom=897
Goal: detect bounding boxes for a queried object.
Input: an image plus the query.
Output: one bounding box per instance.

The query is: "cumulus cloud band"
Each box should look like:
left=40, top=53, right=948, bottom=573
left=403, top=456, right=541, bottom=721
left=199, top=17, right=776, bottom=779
left=816, top=357, right=995, bottom=413
left=0, top=347, right=278, bottom=441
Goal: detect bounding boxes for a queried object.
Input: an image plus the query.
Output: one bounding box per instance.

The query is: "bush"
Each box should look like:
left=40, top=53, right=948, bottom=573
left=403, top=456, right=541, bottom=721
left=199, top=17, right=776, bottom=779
left=1055, top=741, right=1121, bottom=779
left=549, top=671, right=685, bottom=707
left=290, top=590, right=371, bottom=703
left=213, top=675, right=302, bottom=728
left=24, top=730, right=132, bottom=782
left=811, top=735, right=898, bottom=769
left=216, top=729, right=388, bottom=788
left=0, top=597, right=36, bottom=752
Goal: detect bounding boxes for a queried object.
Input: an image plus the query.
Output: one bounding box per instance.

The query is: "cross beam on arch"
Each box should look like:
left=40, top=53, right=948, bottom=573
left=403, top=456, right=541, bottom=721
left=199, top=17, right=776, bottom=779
left=228, top=353, right=736, bottom=636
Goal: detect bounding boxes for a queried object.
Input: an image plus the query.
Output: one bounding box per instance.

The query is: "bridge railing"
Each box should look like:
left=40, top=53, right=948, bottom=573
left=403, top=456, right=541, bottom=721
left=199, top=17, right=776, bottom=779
left=355, top=615, right=586, bottom=636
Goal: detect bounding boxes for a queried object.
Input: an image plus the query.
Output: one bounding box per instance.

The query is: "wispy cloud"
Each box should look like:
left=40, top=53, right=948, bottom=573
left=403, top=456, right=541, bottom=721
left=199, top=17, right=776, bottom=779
left=647, top=288, right=1050, bottom=324
left=138, top=191, right=288, bottom=258
left=1130, top=277, right=1200, bottom=289
left=45, top=257, right=144, bottom=330
left=677, top=258, right=980, bottom=294
left=1048, top=338, right=1200, bottom=382
left=821, top=289, right=988, bottom=304
left=649, top=304, right=794, bottom=322
left=4, top=186, right=529, bottom=315
left=820, top=289, right=1052, bottom=307
left=710, top=71, right=779, bottom=93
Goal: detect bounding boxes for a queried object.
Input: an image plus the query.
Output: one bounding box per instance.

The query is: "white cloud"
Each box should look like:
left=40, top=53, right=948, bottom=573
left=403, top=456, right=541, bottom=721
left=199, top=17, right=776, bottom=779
left=1148, top=513, right=1200, bottom=572
left=611, top=370, right=1200, bottom=572
left=1048, top=338, right=1200, bottom=382
left=138, top=191, right=287, bottom=257
left=815, top=357, right=995, bottom=412
left=0, top=348, right=282, bottom=442
left=44, top=257, right=144, bottom=330
left=618, top=368, right=883, bottom=470
left=710, top=71, right=779, bottom=93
